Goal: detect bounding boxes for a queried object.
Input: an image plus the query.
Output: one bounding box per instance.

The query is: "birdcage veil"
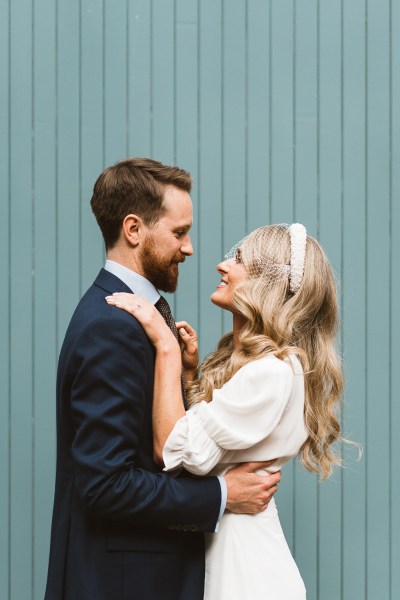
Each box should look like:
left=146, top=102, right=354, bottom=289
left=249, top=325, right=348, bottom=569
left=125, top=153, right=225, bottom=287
left=224, top=223, right=307, bottom=293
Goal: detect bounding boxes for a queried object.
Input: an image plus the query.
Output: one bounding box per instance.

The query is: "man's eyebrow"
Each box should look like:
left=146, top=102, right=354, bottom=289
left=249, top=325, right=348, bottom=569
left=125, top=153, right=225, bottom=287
left=172, top=224, right=191, bottom=232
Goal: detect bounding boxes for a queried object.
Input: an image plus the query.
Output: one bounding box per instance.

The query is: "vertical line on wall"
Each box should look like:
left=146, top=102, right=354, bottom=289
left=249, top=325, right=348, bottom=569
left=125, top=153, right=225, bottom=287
left=292, top=0, right=296, bottom=220
left=173, top=0, right=177, bottom=167
left=340, top=1, right=345, bottom=597
left=197, top=0, right=201, bottom=330
left=388, top=1, right=393, bottom=595
left=7, top=0, right=11, bottom=596
left=220, top=0, right=224, bottom=337
left=55, top=0, right=59, bottom=351
left=316, top=3, right=321, bottom=596
left=316, top=1, right=320, bottom=238
left=79, top=0, right=83, bottom=295
left=172, top=0, right=177, bottom=313
left=31, top=0, right=35, bottom=593
left=292, top=0, right=297, bottom=557
left=268, top=0, right=272, bottom=221
left=244, top=0, right=248, bottom=233
left=101, top=0, right=107, bottom=169
left=126, top=0, right=129, bottom=155
left=364, top=0, right=368, bottom=594
left=150, top=0, right=153, bottom=156
left=102, top=0, right=106, bottom=265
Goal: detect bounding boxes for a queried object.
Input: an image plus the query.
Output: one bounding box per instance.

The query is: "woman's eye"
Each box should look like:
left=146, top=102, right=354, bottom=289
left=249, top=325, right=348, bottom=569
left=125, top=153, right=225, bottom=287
left=235, top=249, right=242, bottom=263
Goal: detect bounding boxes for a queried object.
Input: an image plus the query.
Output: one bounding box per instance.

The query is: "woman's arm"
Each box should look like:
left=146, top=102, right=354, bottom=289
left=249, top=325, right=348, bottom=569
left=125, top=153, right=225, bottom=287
left=105, top=293, right=193, bottom=463
left=151, top=339, right=185, bottom=463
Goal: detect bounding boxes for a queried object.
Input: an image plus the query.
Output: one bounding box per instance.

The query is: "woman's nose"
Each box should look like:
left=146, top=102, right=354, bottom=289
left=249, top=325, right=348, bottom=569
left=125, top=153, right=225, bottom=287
left=216, top=259, right=230, bottom=274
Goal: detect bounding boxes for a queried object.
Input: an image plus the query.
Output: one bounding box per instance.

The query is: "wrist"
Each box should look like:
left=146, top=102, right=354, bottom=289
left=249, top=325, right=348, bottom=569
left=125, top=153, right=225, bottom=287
left=155, top=342, right=180, bottom=357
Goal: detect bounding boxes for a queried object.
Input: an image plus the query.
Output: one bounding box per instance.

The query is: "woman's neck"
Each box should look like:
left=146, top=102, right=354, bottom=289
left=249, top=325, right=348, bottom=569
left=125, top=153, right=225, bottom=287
left=232, top=313, right=246, bottom=350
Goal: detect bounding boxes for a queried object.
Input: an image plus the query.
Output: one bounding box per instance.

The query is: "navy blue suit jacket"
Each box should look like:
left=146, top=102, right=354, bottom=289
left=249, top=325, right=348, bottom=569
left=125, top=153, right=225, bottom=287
left=45, top=269, right=221, bottom=600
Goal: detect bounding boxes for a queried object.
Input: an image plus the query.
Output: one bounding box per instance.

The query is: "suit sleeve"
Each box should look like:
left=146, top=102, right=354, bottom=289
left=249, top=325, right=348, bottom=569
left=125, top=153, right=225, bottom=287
left=69, top=311, right=221, bottom=531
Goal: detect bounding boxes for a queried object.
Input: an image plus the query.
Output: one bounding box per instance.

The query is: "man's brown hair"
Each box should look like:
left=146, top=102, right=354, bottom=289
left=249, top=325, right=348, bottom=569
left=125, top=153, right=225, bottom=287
left=90, top=157, right=192, bottom=249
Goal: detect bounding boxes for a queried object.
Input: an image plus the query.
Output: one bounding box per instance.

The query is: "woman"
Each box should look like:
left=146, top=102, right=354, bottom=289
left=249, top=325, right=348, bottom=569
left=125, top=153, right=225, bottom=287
left=106, top=223, right=344, bottom=599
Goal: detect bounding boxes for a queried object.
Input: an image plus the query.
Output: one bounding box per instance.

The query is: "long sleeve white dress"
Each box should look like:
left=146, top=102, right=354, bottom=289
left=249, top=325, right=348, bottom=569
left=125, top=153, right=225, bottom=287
left=163, top=353, right=308, bottom=599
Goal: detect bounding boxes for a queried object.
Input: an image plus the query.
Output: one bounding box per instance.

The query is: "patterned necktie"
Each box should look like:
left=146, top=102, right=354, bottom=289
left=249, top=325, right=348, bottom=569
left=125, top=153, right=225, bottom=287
left=155, top=296, right=179, bottom=340
left=155, top=295, right=187, bottom=408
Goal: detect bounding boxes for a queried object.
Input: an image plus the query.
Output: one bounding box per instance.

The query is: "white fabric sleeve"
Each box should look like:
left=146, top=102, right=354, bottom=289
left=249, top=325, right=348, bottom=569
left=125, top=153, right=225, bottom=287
left=163, top=357, right=294, bottom=476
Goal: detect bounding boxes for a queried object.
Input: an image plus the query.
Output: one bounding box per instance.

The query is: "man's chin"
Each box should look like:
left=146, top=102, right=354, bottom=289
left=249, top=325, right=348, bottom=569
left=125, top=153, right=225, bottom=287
left=157, top=268, right=179, bottom=293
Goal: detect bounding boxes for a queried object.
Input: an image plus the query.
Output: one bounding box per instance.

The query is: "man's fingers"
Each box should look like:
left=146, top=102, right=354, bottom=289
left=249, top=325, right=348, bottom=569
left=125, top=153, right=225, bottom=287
left=176, top=321, right=197, bottom=336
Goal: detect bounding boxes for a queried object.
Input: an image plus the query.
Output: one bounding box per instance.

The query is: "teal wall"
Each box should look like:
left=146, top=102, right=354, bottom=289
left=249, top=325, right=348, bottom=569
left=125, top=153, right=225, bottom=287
left=1, top=1, right=399, bottom=598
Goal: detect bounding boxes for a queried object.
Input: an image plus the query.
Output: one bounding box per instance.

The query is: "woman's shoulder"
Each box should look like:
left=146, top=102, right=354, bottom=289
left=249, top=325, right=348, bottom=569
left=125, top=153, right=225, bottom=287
left=230, top=352, right=302, bottom=385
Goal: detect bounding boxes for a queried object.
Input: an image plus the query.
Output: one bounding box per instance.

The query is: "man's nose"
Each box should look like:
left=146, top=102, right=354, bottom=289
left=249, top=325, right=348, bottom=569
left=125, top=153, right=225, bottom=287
left=181, top=236, right=193, bottom=256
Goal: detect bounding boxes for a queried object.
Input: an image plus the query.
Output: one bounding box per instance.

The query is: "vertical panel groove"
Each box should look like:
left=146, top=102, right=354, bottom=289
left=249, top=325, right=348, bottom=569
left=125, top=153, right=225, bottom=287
left=268, top=0, right=272, bottom=219
left=364, top=1, right=368, bottom=595
left=388, top=2, right=393, bottom=597
left=244, top=0, right=248, bottom=233
left=7, top=1, right=12, bottom=596
left=125, top=0, right=129, bottom=156
left=340, top=1, right=344, bottom=596
left=31, top=0, right=36, bottom=594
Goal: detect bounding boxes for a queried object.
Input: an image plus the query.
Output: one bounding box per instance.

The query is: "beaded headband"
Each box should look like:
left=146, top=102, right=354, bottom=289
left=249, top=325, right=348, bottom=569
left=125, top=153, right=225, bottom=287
left=224, top=223, right=307, bottom=293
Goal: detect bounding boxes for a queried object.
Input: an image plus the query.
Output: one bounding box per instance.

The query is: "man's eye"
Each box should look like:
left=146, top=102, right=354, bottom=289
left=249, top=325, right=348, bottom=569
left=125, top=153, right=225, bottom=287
left=175, top=231, right=185, bottom=238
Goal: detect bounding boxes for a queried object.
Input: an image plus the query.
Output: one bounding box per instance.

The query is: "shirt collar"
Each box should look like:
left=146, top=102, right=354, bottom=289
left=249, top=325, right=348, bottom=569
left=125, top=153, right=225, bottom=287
left=104, top=260, right=160, bottom=305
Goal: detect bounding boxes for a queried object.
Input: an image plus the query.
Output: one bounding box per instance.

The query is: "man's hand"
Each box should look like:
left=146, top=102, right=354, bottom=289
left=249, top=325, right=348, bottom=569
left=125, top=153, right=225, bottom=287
left=224, top=461, right=281, bottom=514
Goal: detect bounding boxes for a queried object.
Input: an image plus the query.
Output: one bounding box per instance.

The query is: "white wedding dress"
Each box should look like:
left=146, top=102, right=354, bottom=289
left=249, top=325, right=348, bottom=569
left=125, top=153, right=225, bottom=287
left=163, top=354, right=308, bottom=599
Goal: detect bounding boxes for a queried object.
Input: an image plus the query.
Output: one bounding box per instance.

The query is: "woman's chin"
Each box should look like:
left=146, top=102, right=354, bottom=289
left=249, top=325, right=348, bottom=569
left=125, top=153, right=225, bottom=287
left=210, top=291, right=228, bottom=309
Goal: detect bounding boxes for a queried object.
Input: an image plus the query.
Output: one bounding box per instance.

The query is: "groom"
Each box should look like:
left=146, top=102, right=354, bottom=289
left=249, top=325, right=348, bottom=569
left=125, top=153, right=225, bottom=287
left=45, top=158, right=280, bottom=600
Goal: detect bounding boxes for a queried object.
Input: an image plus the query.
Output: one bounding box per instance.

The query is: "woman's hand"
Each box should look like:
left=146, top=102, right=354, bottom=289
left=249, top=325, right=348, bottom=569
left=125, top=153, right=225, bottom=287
left=176, top=320, right=199, bottom=376
left=105, top=292, right=178, bottom=353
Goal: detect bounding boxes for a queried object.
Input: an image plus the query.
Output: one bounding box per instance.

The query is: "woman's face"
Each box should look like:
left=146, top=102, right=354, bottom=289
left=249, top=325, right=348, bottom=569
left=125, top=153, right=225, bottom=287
left=210, top=249, right=248, bottom=311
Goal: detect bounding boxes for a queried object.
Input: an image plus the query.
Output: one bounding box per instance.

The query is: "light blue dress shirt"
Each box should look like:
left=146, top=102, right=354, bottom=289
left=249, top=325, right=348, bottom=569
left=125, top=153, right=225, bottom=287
left=104, top=260, right=227, bottom=530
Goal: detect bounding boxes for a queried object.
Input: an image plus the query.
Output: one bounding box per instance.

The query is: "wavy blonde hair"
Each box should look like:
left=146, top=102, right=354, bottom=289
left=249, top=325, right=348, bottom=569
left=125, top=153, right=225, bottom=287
left=188, top=225, right=345, bottom=479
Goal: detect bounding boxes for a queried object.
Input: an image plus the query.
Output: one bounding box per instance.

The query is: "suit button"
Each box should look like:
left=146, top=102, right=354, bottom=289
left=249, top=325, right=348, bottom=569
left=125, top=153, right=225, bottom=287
left=183, top=524, right=190, bottom=531
left=190, top=524, right=198, bottom=532
left=176, top=524, right=183, bottom=531
left=168, top=524, right=176, bottom=530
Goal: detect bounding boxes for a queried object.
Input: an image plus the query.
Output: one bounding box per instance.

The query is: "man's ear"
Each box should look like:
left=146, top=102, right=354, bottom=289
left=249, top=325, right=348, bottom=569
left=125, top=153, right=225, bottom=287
left=122, top=214, right=144, bottom=247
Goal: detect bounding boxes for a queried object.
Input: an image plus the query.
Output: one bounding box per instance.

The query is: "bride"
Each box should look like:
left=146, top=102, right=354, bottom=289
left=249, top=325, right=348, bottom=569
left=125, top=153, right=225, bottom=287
left=106, top=223, right=344, bottom=599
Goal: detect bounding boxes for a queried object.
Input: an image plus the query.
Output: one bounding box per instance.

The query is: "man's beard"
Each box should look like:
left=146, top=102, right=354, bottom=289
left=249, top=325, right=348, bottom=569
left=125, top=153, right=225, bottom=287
left=141, top=235, right=184, bottom=293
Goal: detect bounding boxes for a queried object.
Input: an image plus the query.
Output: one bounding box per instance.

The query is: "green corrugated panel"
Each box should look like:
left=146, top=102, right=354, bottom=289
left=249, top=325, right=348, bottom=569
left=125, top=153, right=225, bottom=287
left=1, top=1, right=399, bottom=598
left=9, top=1, right=34, bottom=598
left=33, top=1, right=57, bottom=598
left=0, top=0, right=10, bottom=597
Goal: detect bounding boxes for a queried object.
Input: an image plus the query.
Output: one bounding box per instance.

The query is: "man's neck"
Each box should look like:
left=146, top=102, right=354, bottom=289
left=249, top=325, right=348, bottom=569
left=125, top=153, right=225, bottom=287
left=104, top=259, right=160, bottom=304
left=106, top=249, right=143, bottom=276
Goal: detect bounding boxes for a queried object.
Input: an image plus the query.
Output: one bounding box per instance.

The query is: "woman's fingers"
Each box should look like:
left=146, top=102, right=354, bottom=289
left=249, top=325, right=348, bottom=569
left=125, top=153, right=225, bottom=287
left=176, top=320, right=197, bottom=337
left=105, top=292, right=148, bottom=313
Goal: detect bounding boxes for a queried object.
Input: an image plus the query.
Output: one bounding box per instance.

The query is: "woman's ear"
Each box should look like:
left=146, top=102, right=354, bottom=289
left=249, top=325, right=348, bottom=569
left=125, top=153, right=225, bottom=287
left=122, top=214, right=143, bottom=247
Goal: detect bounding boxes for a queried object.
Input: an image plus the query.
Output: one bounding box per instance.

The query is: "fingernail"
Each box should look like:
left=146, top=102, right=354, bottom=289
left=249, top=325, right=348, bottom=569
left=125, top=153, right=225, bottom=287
left=180, top=328, right=187, bottom=336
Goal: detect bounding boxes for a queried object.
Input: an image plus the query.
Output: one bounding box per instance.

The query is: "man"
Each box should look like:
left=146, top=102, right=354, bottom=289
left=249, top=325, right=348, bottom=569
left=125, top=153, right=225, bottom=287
left=45, top=158, right=280, bottom=600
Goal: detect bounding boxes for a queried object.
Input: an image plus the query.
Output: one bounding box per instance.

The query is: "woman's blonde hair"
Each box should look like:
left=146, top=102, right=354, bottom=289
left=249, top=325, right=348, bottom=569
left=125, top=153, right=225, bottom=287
left=188, top=224, right=345, bottom=479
